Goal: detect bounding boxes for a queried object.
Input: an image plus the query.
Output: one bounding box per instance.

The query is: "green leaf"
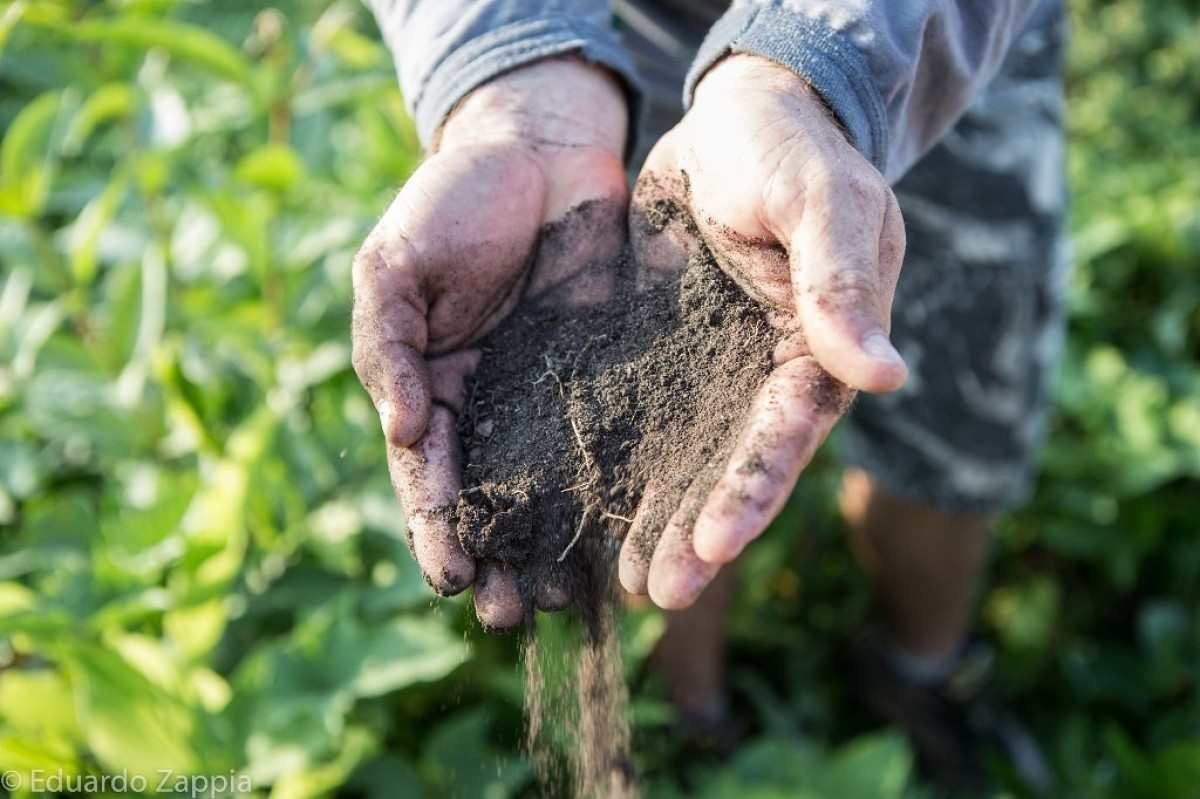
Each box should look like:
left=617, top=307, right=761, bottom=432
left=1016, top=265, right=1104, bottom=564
left=172, top=406, right=275, bottom=601
left=687, top=734, right=913, bottom=799
left=61, top=83, right=137, bottom=155
left=0, top=1, right=29, bottom=56
left=164, top=597, right=228, bottom=661
left=0, top=581, right=36, bottom=614
left=986, top=576, right=1061, bottom=653
left=349, top=619, right=469, bottom=698
left=231, top=595, right=469, bottom=785
left=270, top=726, right=379, bottom=799
left=60, top=643, right=213, bottom=778
left=234, top=657, right=351, bottom=785
left=105, top=632, right=231, bottom=715
left=321, top=27, right=388, bottom=70
left=823, top=733, right=912, bottom=799
left=325, top=611, right=470, bottom=699
left=347, top=755, right=426, bottom=799
left=424, top=709, right=530, bottom=799
left=0, top=440, right=41, bottom=499
left=292, top=73, right=396, bottom=117
left=0, top=734, right=82, bottom=779
left=67, top=18, right=255, bottom=89
left=23, top=368, right=150, bottom=459
left=0, top=668, right=81, bottom=740
left=68, top=171, right=129, bottom=286
left=206, top=190, right=273, bottom=282
left=0, top=90, right=63, bottom=218
left=96, top=469, right=195, bottom=584
left=235, top=144, right=305, bottom=193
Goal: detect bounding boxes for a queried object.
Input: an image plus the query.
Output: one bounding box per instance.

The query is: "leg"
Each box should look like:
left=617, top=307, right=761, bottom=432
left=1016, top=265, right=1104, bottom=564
left=840, top=467, right=990, bottom=661
left=835, top=10, right=1068, bottom=792
left=842, top=469, right=1059, bottom=794
left=649, top=566, right=737, bottom=720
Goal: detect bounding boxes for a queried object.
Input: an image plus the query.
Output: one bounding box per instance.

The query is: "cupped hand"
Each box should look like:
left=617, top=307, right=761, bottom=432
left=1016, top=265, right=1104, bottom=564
left=620, top=54, right=909, bottom=609
left=351, top=57, right=629, bottom=629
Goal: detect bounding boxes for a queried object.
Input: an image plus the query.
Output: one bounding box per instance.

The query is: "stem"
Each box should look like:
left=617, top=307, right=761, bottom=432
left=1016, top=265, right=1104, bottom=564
left=23, top=220, right=71, bottom=292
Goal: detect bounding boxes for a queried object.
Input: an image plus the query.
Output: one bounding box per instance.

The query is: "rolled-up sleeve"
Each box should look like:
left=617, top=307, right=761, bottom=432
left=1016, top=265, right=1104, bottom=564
left=364, top=1, right=641, bottom=147
left=685, top=0, right=1052, bottom=182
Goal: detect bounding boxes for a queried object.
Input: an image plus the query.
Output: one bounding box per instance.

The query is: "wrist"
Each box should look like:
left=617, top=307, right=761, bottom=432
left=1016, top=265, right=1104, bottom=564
left=694, top=54, right=845, bottom=141
left=436, top=57, right=628, bottom=160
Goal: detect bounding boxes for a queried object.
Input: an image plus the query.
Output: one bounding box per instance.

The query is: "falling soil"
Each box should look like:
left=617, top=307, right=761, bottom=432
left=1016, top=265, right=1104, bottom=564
left=456, top=195, right=779, bottom=797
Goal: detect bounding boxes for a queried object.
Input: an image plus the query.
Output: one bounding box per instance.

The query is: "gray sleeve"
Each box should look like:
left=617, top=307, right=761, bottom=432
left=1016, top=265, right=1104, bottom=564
left=364, top=1, right=640, bottom=147
left=685, top=0, right=1053, bottom=182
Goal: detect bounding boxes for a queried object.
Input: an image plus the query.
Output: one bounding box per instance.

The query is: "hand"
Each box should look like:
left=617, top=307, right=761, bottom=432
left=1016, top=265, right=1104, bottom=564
left=351, top=57, right=629, bottom=629
left=620, top=54, right=908, bottom=609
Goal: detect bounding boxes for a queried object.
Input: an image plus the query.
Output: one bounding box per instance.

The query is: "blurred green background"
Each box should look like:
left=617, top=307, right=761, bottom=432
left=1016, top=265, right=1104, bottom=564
left=0, top=1, right=1197, bottom=797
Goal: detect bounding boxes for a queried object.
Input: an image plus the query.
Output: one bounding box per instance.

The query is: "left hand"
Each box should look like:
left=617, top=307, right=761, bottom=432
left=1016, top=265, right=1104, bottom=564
left=621, top=54, right=909, bottom=609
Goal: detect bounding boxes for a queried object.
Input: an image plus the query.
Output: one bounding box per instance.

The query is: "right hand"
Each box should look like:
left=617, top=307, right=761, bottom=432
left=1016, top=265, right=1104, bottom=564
left=351, top=57, right=629, bottom=629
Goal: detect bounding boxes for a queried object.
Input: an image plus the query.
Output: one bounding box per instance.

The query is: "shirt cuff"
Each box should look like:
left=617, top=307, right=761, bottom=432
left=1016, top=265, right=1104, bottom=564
left=412, top=15, right=643, bottom=155
left=684, top=5, right=889, bottom=175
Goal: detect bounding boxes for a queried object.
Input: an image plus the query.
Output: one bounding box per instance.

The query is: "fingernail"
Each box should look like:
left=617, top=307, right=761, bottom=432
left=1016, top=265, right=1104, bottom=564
left=694, top=524, right=739, bottom=564
left=655, top=567, right=708, bottom=610
left=377, top=399, right=392, bottom=436
left=862, top=331, right=904, bottom=365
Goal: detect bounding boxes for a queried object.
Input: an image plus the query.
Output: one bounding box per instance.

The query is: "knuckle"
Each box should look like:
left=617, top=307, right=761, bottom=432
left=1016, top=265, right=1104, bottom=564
left=799, top=165, right=838, bottom=203
left=762, top=168, right=809, bottom=225
left=820, top=267, right=881, bottom=306
left=840, top=169, right=888, bottom=209
left=780, top=357, right=855, bottom=417
left=884, top=187, right=906, bottom=241
left=880, top=188, right=907, bottom=272
left=349, top=336, right=376, bottom=389
left=351, top=240, right=389, bottom=287
left=883, top=183, right=902, bottom=215
left=349, top=284, right=378, bottom=376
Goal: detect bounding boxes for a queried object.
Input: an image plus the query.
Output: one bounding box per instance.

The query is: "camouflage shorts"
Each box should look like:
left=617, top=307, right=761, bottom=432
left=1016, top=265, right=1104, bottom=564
left=620, top=3, right=1070, bottom=514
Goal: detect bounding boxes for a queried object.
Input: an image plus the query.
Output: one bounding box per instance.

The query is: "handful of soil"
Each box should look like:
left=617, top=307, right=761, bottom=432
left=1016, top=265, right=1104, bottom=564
left=453, top=197, right=779, bottom=796
left=456, top=202, right=778, bottom=604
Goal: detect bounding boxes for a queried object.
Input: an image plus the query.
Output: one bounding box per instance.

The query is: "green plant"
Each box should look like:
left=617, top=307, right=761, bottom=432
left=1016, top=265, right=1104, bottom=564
left=0, top=1, right=1196, bottom=797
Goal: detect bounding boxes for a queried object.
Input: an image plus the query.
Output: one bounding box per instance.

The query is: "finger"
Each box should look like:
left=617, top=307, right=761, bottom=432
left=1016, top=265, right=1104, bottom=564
left=535, top=572, right=571, bottom=612
left=386, top=405, right=475, bottom=595
left=629, top=160, right=703, bottom=289
left=474, top=561, right=526, bottom=631
left=352, top=241, right=431, bottom=448
left=692, top=356, right=852, bottom=565
left=428, top=350, right=481, bottom=412
left=790, top=175, right=908, bottom=393
left=646, top=466, right=726, bottom=610
left=618, top=481, right=671, bottom=595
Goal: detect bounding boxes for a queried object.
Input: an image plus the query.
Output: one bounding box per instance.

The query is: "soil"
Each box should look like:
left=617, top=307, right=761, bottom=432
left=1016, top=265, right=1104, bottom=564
left=454, top=195, right=779, bottom=797
left=456, top=202, right=777, bottom=595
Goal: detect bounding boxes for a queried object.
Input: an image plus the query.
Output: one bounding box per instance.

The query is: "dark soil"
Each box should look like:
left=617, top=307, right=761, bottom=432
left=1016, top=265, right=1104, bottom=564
left=456, top=203, right=777, bottom=601
left=452, top=194, right=780, bottom=796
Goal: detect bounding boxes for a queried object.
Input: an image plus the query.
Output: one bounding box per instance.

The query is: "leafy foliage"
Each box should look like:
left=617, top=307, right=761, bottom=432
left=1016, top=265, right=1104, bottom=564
left=0, top=1, right=1196, bottom=797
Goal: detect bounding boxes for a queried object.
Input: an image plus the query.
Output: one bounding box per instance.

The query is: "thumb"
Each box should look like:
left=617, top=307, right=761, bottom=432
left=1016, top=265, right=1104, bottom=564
left=786, top=174, right=908, bottom=392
